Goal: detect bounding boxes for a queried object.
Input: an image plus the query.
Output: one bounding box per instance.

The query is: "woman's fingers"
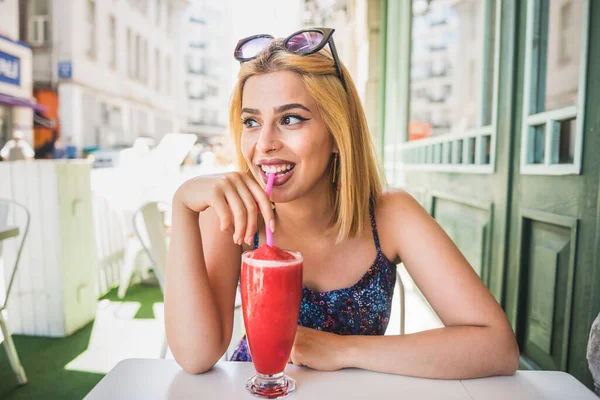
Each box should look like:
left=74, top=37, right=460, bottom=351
left=210, top=184, right=233, bottom=233
left=243, top=175, right=276, bottom=233
left=221, top=177, right=248, bottom=245
left=209, top=172, right=275, bottom=245
left=233, top=182, right=259, bottom=245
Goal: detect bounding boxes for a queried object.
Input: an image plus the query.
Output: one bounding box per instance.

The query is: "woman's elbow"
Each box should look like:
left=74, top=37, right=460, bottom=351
left=493, top=330, right=520, bottom=376
left=174, top=348, right=224, bottom=374
left=178, top=358, right=217, bottom=375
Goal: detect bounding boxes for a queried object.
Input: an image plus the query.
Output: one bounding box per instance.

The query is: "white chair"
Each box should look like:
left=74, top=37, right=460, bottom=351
left=0, top=198, right=29, bottom=385
left=132, top=202, right=170, bottom=292
left=132, top=201, right=171, bottom=358
left=132, top=202, right=244, bottom=360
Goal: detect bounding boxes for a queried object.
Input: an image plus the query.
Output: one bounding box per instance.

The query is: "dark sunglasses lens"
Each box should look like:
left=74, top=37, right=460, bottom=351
left=286, top=31, right=324, bottom=53
left=235, top=37, right=273, bottom=60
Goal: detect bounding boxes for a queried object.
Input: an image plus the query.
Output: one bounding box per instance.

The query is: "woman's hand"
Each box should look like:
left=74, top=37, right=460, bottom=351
left=174, top=173, right=275, bottom=246
left=290, top=326, right=347, bottom=371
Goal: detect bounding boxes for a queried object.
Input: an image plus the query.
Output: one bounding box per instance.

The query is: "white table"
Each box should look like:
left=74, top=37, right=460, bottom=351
left=84, top=359, right=597, bottom=399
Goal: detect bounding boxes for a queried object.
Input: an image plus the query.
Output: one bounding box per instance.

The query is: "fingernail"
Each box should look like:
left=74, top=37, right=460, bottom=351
left=245, top=237, right=252, bottom=245
left=269, top=219, right=275, bottom=233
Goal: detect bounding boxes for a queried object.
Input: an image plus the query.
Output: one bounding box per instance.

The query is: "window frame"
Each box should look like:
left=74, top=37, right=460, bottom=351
left=519, top=0, right=590, bottom=176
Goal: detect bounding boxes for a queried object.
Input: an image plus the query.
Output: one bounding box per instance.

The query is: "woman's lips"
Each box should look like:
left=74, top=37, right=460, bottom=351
left=259, top=166, right=295, bottom=186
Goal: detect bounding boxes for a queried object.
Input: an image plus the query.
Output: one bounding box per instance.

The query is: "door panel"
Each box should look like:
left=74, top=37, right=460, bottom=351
left=431, top=193, right=492, bottom=284
left=518, top=211, right=578, bottom=371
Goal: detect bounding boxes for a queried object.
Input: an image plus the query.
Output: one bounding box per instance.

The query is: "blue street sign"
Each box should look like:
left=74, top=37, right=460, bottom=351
left=0, top=50, right=21, bottom=86
left=58, top=61, right=72, bottom=79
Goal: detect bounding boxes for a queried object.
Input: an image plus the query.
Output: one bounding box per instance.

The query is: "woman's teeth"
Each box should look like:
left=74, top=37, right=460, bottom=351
left=261, top=164, right=294, bottom=175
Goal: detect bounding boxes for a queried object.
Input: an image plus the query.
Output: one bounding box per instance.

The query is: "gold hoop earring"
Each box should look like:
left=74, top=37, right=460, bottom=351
left=332, top=153, right=338, bottom=183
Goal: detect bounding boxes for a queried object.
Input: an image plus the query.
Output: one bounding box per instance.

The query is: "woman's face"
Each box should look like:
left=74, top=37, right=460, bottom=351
left=240, top=70, right=336, bottom=203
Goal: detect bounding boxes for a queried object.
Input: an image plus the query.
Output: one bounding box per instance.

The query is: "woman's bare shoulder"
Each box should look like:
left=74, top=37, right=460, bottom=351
left=375, top=189, right=425, bottom=217
left=373, top=190, right=433, bottom=259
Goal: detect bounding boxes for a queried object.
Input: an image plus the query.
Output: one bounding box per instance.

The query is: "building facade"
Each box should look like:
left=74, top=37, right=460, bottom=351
left=19, top=0, right=189, bottom=154
left=303, top=0, right=384, bottom=147
left=182, top=0, right=231, bottom=142
left=379, top=0, right=600, bottom=389
left=0, top=0, right=37, bottom=150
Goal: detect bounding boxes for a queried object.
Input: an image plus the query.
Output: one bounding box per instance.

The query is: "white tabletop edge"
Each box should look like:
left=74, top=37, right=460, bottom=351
left=84, top=358, right=598, bottom=400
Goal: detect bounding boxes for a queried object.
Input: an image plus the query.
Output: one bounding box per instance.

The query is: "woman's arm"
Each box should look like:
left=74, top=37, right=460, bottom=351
left=291, top=191, right=519, bottom=378
left=165, top=173, right=275, bottom=374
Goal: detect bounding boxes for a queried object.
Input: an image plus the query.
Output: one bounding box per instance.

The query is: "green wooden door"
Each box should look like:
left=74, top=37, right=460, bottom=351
left=504, top=0, right=600, bottom=387
left=380, top=0, right=600, bottom=389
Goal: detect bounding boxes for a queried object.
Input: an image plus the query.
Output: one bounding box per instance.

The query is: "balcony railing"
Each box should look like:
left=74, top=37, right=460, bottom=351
left=189, top=42, right=206, bottom=49
left=189, top=16, right=206, bottom=24
left=187, top=67, right=208, bottom=76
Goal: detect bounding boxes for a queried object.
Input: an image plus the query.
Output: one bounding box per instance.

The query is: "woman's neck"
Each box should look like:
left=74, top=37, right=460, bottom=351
left=274, top=188, right=335, bottom=240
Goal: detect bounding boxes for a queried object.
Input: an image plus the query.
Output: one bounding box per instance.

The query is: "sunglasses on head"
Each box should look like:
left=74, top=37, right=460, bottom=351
left=233, top=27, right=347, bottom=91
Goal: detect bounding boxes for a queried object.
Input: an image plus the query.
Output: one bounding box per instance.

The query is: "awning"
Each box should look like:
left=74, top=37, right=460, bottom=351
left=0, top=93, right=47, bottom=112
left=34, top=110, right=56, bottom=128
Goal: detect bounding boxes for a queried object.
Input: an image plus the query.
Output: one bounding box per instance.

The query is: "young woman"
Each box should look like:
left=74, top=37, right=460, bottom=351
left=165, top=28, right=519, bottom=379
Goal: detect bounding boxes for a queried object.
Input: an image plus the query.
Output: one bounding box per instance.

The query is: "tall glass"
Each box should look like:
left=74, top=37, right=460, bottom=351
left=240, top=250, right=303, bottom=399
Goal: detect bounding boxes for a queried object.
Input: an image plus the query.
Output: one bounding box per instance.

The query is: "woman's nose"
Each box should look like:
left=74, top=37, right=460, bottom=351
left=256, top=124, right=280, bottom=153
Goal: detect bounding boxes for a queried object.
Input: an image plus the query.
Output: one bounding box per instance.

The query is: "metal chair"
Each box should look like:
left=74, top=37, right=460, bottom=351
left=0, top=198, right=30, bottom=385
left=396, top=270, right=406, bottom=335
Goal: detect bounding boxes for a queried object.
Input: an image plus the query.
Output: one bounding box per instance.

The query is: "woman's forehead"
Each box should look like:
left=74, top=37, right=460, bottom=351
left=242, top=71, right=315, bottom=110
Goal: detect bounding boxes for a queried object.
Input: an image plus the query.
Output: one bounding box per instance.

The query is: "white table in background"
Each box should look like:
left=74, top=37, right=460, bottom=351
left=84, top=359, right=597, bottom=400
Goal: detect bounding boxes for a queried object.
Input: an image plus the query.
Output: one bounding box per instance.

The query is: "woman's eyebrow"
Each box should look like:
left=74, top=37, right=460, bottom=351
left=274, top=103, right=311, bottom=114
left=241, top=107, right=260, bottom=115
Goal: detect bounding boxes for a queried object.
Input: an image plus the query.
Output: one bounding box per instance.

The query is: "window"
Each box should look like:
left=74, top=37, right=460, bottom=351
left=108, top=15, right=117, bottom=69
left=142, top=39, right=149, bottom=83
left=409, top=0, right=496, bottom=138
left=28, top=0, right=50, bottom=46
left=135, top=34, right=141, bottom=79
left=165, top=56, right=171, bottom=95
left=127, top=28, right=134, bottom=78
left=166, top=5, right=172, bottom=34
left=87, top=0, right=96, bottom=58
left=156, top=0, right=162, bottom=26
left=128, top=0, right=148, bottom=15
left=400, top=0, right=500, bottom=172
left=521, top=0, right=588, bottom=174
left=155, top=49, right=161, bottom=91
left=558, top=2, right=573, bottom=65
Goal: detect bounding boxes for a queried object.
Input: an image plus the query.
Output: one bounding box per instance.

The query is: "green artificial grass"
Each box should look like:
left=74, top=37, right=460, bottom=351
left=0, top=284, right=163, bottom=400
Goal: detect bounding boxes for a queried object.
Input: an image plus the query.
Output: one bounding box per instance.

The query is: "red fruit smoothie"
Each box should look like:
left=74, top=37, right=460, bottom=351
left=241, top=245, right=303, bottom=375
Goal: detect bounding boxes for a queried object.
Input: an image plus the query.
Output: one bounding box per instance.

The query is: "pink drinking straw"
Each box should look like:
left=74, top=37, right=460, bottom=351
left=265, top=173, right=275, bottom=247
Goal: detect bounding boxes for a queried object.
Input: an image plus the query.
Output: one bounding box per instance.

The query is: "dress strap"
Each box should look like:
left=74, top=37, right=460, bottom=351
left=253, top=232, right=259, bottom=249
left=369, top=201, right=382, bottom=253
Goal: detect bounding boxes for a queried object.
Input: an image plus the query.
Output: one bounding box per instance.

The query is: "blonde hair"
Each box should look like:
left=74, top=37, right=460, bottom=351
left=229, top=39, right=384, bottom=242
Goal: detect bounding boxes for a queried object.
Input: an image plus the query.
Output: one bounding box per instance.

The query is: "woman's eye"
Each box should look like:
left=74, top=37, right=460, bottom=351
left=281, top=115, right=308, bottom=126
left=242, top=118, right=259, bottom=128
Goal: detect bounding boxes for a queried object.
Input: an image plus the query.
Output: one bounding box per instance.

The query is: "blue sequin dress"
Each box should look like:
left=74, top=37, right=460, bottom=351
left=230, top=205, right=397, bottom=361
